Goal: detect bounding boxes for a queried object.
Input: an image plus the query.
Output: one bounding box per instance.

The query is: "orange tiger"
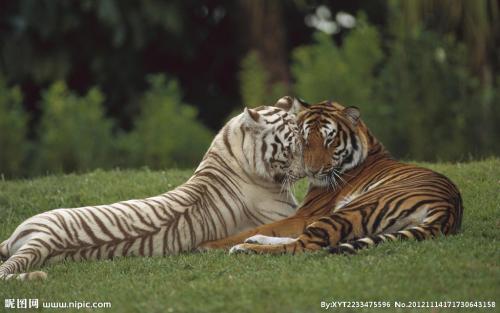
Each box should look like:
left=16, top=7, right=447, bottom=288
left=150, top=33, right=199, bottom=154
left=199, top=97, right=463, bottom=255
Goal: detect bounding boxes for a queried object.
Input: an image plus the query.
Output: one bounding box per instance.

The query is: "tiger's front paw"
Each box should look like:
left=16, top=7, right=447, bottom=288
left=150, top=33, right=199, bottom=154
left=244, top=235, right=296, bottom=245
left=244, top=235, right=268, bottom=244
left=229, top=244, right=255, bottom=254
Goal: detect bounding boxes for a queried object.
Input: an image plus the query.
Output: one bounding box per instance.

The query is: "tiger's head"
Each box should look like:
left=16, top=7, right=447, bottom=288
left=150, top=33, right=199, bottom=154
left=275, top=96, right=372, bottom=188
left=228, top=101, right=305, bottom=186
left=241, top=105, right=304, bottom=184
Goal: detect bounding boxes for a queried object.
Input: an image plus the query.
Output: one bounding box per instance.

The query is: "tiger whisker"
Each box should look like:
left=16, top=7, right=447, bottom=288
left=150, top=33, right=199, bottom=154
left=332, top=169, right=353, bottom=189
left=327, top=174, right=338, bottom=191
left=280, top=173, right=295, bottom=199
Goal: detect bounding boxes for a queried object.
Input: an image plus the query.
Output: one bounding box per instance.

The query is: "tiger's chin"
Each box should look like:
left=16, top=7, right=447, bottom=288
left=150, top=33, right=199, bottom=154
left=307, top=173, right=341, bottom=189
left=273, top=173, right=299, bottom=185
left=308, top=176, right=330, bottom=188
left=272, top=173, right=286, bottom=184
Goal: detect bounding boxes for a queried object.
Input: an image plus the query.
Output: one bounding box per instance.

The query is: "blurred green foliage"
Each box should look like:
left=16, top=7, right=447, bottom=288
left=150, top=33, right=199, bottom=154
left=242, top=15, right=500, bottom=161
left=219, top=50, right=289, bottom=122
left=0, top=78, right=28, bottom=177
left=0, top=76, right=212, bottom=178
left=292, top=17, right=383, bottom=106
left=373, top=30, right=474, bottom=160
left=240, top=51, right=286, bottom=108
left=36, top=82, right=114, bottom=174
left=0, top=1, right=498, bottom=177
left=121, top=75, right=213, bottom=169
left=0, top=0, right=240, bottom=131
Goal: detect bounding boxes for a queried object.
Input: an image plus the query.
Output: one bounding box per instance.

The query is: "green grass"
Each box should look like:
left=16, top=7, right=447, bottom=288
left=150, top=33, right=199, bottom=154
left=0, top=160, right=499, bottom=313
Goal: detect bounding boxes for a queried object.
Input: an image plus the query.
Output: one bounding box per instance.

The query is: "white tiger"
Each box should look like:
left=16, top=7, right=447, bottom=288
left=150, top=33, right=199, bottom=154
left=0, top=104, right=304, bottom=281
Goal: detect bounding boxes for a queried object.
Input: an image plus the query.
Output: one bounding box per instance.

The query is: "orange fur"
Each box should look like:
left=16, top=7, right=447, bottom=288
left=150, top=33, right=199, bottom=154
left=199, top=100, right=463, bottom=255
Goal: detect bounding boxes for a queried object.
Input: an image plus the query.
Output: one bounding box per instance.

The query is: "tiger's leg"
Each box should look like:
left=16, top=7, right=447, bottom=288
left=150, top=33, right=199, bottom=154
left=229, top=204, right=457, bottom=255
left=229, top=211, right=366, bottom=255
left=230, top=192, right=462, bottom=255
left=198, top=217, right=311, bottom=251
left=329, top=208, right=454, bottom=254
left=0, top=240, right=9, bottom=261
left=0, top=240, right=50, bottom=281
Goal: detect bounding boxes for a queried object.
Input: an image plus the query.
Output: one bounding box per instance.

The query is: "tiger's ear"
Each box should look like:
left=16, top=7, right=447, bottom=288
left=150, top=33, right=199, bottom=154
left=275, top=96, right=309, bottom=115
left=343, top=106, right=361, bottom=126
left=243, top=107, right=262, bottom=126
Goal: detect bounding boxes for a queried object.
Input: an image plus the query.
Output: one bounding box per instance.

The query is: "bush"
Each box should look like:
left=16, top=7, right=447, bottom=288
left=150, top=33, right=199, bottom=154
left=0, top=78, right=28, bottom=177
left=291, top=16, right=382, bottom=106
left=123, top=74, right=213, bottom=169
left=289, top=16, right=500, bottom=161
left=239, top=51, right=286, bottom=108
left=36, top=82, right=114, bottom=174
left=372, top=30, right=476, bottom=160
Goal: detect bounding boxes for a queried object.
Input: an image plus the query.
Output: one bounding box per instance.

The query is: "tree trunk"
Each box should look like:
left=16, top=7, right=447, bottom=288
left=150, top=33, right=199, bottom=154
left=238, top=0, right=290, bottom=89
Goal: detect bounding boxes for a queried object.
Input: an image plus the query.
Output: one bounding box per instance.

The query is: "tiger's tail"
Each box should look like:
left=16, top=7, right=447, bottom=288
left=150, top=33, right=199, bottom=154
left=328, top=222, right=442, bottom=255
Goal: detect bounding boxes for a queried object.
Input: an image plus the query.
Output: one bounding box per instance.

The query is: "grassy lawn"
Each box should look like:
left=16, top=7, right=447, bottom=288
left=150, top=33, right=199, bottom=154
left=0, top=160, right=499, bottom=312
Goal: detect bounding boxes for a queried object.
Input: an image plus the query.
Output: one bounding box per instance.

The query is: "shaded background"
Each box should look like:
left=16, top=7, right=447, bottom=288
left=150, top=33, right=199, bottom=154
left=1, top=0, right=499, bottom=178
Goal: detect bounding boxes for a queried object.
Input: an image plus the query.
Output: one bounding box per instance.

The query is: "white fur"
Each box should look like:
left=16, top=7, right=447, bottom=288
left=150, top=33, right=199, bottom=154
left=0, top=106, right=303, bottom=280
left=229, top=244, right=249, bottom=254
left=244, top=234, right=297, bottom=245
left=384, top=207, right=429, bottom=233
left=334, top=194, right=358, bottom=211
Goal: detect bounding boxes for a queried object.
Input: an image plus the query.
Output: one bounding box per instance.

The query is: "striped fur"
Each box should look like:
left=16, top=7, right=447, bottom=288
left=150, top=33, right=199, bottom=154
left=201, top=97, right=463, bottom=255
left=0, top=105, right=304, bottom=280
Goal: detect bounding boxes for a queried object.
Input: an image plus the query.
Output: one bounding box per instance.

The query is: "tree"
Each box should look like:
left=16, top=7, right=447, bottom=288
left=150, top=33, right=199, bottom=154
left=0, top=78, right=28, bottom=177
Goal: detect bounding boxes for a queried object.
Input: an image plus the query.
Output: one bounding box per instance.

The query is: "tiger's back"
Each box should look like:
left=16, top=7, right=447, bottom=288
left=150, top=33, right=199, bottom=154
left=327, top=155, right=462, bottom=236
